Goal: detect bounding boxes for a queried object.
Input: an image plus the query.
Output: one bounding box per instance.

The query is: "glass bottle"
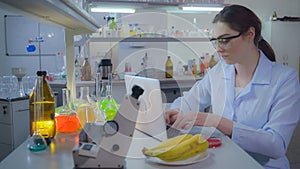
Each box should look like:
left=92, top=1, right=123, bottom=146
left=165, top=56, right=173, bottom=78
left=27, top=76, right=47, bottom=152
left=29, top=71, right=56, bottom=140
left=100, top=73, right=118, bottom=121
left=192, top=58, right=197, bottom=76
left=81, top=57, right=91, bottom=81
left=74, top=55, right=81, bottom=80
left=176, top=61, right=184, bottom=76
left=199, top=56, right=205, bottom=75
left=55, top=88, right=80, bottom=133
left=109, top=17, right=117, bottom=30
left=76, top=87, right=96, bottom=128
left=209, top=55, right=217, bottom=68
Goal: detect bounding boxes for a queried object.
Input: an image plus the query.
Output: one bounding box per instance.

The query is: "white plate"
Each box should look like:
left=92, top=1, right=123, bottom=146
left=146, top=151, right=209, bottom=166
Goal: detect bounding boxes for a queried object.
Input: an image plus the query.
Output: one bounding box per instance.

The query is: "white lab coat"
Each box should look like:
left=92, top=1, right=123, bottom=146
left=171, top=50, right=300, bottom=169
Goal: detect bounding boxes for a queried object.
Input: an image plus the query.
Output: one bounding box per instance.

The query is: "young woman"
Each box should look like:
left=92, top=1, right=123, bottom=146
left=165, top=4, right=300, bottom=169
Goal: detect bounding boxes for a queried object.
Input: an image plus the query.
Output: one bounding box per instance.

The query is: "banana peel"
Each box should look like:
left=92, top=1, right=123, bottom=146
left=143, top=134, right=209, bottom=162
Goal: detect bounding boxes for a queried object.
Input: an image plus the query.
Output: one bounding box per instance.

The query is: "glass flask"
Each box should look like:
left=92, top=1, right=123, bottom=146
left=100, top=73, right=118, bottom=120
left=76, top=87, right=96, bottom=128
left=29, top=71, right=56, bottom=141
left=27, top=76, right=47, bottom=152
left=55, top=88, right=80, bottom=133
left=95, top=72, right=106, bottom=122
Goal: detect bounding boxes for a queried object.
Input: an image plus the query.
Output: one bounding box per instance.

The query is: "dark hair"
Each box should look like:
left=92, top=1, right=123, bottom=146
left=212, top=5, right=276, bottom=61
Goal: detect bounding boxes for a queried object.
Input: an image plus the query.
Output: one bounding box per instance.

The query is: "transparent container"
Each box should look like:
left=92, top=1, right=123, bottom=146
left=27, top=76, right=47, bottom=152
left=81, top=57, right=91, bottom=81
left=165, top=56, right=173, bottom=78
left=55, top=88, right=80, bottom=133
left=100, top=73, right=118, bottom=120
left=76, top=87, right=96, bottom=128
left=29, top=71, right=56, bottom=140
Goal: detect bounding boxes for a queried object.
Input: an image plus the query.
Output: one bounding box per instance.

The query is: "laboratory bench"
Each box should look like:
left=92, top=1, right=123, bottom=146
left=0, top=127, right=264, bottom=169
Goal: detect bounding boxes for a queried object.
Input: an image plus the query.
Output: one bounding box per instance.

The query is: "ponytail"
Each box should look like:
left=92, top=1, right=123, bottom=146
left=258, top=38, right=276, bottom=62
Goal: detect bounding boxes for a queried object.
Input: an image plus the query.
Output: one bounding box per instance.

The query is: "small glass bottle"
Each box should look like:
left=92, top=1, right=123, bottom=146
left=81, top=57, right=91, bottom=81
left=109, top=17, right=117, bottom=30
left=29, top=71, right=56, bottom=140
left=209, top=55, right=217, bottom=68
left=55, top=88, right=80, bottom=133
left=165, top=56, right=173, bottom=78
left=192, top=58, right=197, bottom=76
left=74, top=55, right=81, bottom=80
left=176, top=61, right=184, bottom=76
left=199, top=56, right=205, bottom=75
left=100, top=73, right=118, bottom=121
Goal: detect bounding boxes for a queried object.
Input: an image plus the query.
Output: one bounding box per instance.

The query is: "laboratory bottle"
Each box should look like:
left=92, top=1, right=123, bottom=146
left=81, top=57, right=91, bottom=81
left=55, top=88, right=80, bottom=133
left=109, top=17, right=117, bottom=30
left=209, top=55, right=217, bottom=68
left=76, top=87, right=96, bottom=129
left=75, top=55, right=81, bottom=80
left=100, top=73, right=118, bottom=121
left=165, top=56, right=173, bottom=78
left=199, top=56, right=205, bottom=75
left=176, top=61, right=184, bottom=76
left=29, top=71, right=56, bottom=139
left=192, top=58, right=197, bottom=76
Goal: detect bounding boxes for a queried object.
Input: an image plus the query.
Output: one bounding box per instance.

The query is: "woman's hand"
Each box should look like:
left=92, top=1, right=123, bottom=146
left=172, top=112, right=233, bottom=136
left=172, top=112, right=217, bottom=130
left=165, top=109, right=180, bottom=125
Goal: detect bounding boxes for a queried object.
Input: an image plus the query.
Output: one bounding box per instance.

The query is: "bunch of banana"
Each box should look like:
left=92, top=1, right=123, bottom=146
left=143, top=134, right=209, bottom=162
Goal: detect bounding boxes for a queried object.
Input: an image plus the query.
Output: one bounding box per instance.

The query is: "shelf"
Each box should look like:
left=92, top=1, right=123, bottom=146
left=0, top=0, right=100, bottom=35
left=89, top=37, right=210, bottom=42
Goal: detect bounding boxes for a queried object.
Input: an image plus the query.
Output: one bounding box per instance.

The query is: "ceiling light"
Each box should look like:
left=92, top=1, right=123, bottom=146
left=181, top=6, right=223, bottom=12
left=90, top=7, right=135, bottom=13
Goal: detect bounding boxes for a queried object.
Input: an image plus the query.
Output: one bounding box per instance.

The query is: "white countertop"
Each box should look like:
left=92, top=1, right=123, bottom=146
left=0, top=128, right=263, bottom=169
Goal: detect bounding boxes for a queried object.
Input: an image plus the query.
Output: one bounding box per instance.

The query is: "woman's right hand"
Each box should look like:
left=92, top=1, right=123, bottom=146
left=165, top=109, right=180, bottom=125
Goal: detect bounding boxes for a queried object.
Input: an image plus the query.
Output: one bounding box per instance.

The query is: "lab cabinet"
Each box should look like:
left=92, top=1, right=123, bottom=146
left=0, top=97, right=29, bottom=161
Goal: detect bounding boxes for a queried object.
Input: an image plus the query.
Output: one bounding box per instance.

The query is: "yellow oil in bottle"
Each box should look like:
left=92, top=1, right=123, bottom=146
left=29, top=71, right=56, bottom=139
left=165, top=56, right=173, bottom=78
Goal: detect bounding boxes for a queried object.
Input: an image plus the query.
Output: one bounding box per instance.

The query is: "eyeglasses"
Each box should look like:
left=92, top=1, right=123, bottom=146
left=210, top=32, right=242, bottom=49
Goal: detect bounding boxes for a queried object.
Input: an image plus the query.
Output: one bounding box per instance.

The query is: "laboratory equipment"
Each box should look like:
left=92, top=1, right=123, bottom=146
left=27, top=76, right=47, bottom=152
left=72, top=85, right=144, bottom=169
left=100, top=73, right=118, bottom=120
left=98, top=59, right=112, bottom=79
left=55, top=88, right=80, bottom=133
left=29, top=71, right=56, bottom=140
left=11, top=67, right=26, bottom=97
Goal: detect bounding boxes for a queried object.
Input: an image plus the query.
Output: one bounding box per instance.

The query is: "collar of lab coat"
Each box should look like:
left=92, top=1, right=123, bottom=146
left=222, top=50, right=273, bottom=85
